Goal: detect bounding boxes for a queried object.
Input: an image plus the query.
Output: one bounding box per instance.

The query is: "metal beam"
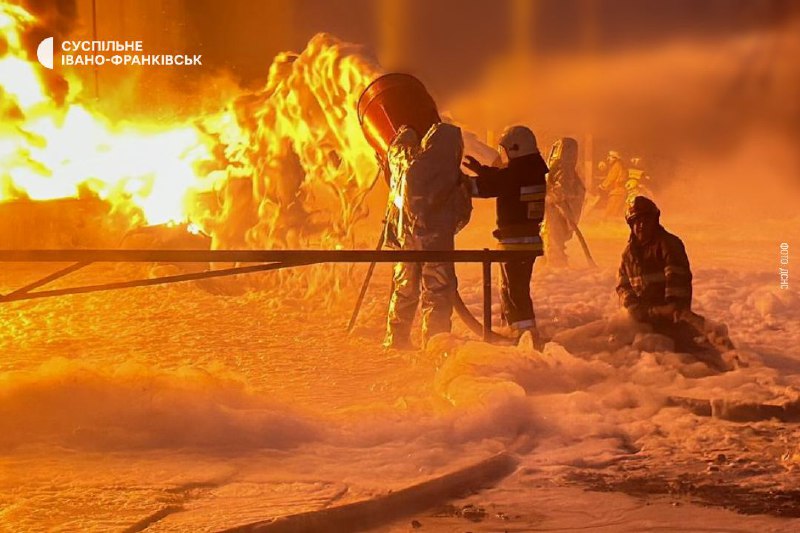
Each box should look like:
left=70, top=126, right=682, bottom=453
left=0, top=249, right=542, bottom=264
left=0, top=261, right=310, bottom=303
left=1, top=261, right=91, bottom=300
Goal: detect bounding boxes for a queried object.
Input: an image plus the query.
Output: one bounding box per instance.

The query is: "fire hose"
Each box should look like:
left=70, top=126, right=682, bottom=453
left=346, top=171, right=513, bottom=343
left=553, top=200, right=597, bottom=268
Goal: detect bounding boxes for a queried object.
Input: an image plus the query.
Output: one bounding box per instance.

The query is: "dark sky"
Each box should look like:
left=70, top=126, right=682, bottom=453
left=24, top=0, right=800, bottom=130
left=179, top=0, right=799, bottom=96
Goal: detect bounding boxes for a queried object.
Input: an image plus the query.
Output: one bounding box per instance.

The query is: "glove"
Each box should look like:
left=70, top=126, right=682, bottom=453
left=627, top=303, right=649, bottom=322
left=550, top=186, right=566, bottom=205
left=648, top=303, right=682, bottom=322
left=463, top=155, right=483, bottom=175
left=391, top=126, right=420, bottom=150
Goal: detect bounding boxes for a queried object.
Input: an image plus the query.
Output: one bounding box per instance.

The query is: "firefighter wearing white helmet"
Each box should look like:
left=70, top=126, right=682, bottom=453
left=498, top=125, right=539, bottom=158
left=625, top=156, right=653, bottom=205
left=464, top=125, right=547, bottom=343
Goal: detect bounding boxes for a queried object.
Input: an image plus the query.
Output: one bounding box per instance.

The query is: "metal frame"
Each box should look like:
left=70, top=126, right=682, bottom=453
left=0, top=248, right=542, bottom=341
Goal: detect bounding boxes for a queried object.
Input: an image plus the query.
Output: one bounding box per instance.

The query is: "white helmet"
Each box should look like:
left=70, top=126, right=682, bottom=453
left=607, top=150, right=621, bottom=161
left=498, top=125, right=538, bottom=160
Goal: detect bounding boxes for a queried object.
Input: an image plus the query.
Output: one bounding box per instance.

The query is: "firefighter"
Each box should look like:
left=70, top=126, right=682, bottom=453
left=616, top=196, right=735, bottom=370
left=625, top=156, right=653, bottom=205
left=542, top=137, right=586, bottom=267
left=463, top=125, right=548, bottom=342
left=383, top=122, right=466, bottom=350
left=599, top=150, right=628, bottom=220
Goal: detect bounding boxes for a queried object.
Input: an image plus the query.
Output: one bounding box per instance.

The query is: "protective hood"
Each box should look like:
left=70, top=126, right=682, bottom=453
left=390, top=122, right=465, bottom=240
left=419, top=123, right=464, bottom=167
left=548, top=137, right=579, bottom=168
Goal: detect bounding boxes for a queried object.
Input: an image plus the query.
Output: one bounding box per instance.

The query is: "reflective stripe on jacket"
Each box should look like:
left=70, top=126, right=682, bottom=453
left=616, top=226, right=693, bottom=309
left=497, top=235, right=543, bottom=251
left=471, top=152, right=549, bottom=241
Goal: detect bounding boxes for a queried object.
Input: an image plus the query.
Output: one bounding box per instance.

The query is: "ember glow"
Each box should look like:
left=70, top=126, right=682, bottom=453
left=0, top=1, right=380, bottom=245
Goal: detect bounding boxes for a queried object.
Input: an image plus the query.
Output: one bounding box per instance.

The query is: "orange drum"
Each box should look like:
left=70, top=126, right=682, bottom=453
left=357, top=73, right=440, bottom=158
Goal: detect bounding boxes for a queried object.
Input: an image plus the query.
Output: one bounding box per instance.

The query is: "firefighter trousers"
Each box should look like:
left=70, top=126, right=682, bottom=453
left=499, top=260, right=535, bottom=330
left=543, top=209, right=572, bottom=266
left=385, top=234, right=457, bottom=347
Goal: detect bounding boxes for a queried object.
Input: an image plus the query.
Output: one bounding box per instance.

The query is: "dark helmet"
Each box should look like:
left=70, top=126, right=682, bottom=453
left=625, top=196, right=660, bottom=225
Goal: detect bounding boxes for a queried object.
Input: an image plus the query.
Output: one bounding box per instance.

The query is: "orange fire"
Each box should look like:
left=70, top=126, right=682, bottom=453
left=0, top=2, right=219, bottom=227
left=0, top=1, right=381, bottom=249
left=195, top=34, right=382, bottom=249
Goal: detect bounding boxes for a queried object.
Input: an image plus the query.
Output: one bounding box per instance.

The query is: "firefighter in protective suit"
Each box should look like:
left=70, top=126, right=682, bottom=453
left=616, top=196, right=735, bottom=370
left=463, top=125, right=548, bottom=340
left=625, top=157, right=653, bottom=205
left=383, top=123, right=465, bottom=350
left=599, top=150, right=628, bottom=219
left=542, top=137, right=586, bottom=267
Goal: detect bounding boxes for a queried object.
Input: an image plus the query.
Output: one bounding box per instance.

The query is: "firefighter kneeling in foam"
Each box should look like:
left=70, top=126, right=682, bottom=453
left=616, top=196, right=737, bottom=371
left=463, top=125, right=548, bottom=345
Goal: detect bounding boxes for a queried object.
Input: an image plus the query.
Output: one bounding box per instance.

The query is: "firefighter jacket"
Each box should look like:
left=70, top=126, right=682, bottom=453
left=616, top=226, right=693, bottom=311
left=471, top=153, right=549, bottom=249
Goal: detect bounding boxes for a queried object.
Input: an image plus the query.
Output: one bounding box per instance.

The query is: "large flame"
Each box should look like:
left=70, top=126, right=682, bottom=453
left=0, top=2, right=220, bottom=226
left=193, top=34, right=382, bottom=249
left=0, top=1, right=381, bottom=250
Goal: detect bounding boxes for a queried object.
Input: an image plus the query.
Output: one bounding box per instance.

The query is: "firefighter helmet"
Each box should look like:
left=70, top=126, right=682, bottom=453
left=625, top=196, right=660, bottom=224
left=608, top=150, right=621, bottom=161
left=498, top=125, right=538, bottom=159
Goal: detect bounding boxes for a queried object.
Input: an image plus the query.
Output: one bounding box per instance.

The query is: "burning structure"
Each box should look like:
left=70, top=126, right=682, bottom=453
left=1, top=0, right=799, bottom=531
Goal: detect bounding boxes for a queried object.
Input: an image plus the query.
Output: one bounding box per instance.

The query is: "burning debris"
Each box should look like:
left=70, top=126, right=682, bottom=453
left=1, top=1, right=383, bottom=261
left=198, top=33, right=383, bottom=250
left=0, top=2, right=798, bottom=531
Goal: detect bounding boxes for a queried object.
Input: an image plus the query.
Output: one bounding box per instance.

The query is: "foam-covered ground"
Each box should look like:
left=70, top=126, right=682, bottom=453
left=0, top=210, right=798, bottom=532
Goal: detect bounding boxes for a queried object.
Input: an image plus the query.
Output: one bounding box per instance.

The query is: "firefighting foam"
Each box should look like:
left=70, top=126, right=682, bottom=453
left=0, top=1, right=799, bottom=531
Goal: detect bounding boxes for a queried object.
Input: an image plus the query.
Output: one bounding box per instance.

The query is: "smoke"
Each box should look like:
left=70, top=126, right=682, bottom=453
left=447, top=19, right=800, bottom=225
left=17, top=0, right=76, bottom=38
left=6, top=0, right=76, bottom=104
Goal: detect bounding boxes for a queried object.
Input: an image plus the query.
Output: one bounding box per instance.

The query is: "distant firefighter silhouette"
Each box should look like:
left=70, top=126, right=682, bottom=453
left=598, top=150, right=628, bottom=220
left=542, top=137, right=586, bottom=267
